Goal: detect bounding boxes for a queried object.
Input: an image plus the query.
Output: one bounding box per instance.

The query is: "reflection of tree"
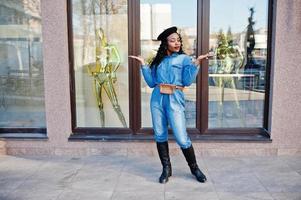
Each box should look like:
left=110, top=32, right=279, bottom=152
left=215, top=28, right=244, bottom=75
left=77, top=0, right=126, bottom=15
left=245, top=7, right=256, bottom=65
left=1, top=0, right=41, bottom=18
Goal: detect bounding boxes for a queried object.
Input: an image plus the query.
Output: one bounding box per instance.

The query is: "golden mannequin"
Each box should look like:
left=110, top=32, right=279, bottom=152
left=86, top=28, right=127, bottom=127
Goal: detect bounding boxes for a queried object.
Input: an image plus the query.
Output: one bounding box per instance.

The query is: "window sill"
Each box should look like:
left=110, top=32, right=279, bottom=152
left=0, top=133, right=48, bottom=140
left=69, top=133, right=272, bottom=143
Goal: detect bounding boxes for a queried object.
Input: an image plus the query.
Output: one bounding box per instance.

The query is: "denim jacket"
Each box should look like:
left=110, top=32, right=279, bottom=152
left=141, top=53, right=199, bottom=88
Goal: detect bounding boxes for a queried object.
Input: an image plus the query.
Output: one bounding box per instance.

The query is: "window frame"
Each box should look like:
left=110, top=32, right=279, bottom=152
left=67, top=0, right=274, bottom=140
left=0, top=1, right=46, bottom=137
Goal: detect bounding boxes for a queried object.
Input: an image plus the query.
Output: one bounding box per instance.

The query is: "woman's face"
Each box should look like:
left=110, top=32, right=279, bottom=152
left=166, top=33, right=181, bottom=55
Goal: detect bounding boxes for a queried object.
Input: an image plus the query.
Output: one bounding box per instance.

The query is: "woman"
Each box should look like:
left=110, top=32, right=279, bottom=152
left=129, top=26, right=209, bottom=184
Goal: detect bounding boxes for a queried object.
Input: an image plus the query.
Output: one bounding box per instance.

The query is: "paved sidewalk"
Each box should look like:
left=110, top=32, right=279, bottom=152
left=0, top=154, right=301, bottom=200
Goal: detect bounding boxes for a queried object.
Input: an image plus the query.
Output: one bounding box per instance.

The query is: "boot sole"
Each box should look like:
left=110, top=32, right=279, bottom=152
left=159, top=174, right=172, bottom=184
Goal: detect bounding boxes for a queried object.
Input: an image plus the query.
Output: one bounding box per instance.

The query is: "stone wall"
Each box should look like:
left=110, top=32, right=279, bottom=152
left=0, top=141, right=6, bottom=155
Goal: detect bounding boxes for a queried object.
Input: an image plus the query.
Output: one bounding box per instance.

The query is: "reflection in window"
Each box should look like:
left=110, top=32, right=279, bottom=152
left=209, top=0, right=268, bottom=128
left=0, top=1, right=45, bottom=128
left=140, top=0, right=197, bottom=128
left=71, top=0, right=129, bottom=127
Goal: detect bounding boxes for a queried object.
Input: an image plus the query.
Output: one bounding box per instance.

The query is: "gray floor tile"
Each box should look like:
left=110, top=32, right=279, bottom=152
left=204, top=157, right=253, bottom=173
left=1, top=155, right=301, bottom=200
left=82, top=155, right=128, bottom=170
left=209, top=171, right=267, bottom=192
left=270, top=192, right=301, bottom=200
left=165, top=191, right=219, bottom=200
left=70, top=169, right=120, bottom=191
left=255, top=171, right=301, bottom=192
left=216, top=192, right=274, bottom=200
left=280, top=156, right=301, bottom=172
left=270, top=193, right=290, bottom=200
left=56, top=190, right=113, bottom=200
left=242, top=156, right=294, bottom=174
left=5, top=188, right=63, bottom=200
left=123, top=156, right=160, bottom=176
left=112, top=191, right=164, bottom=200
left=279, top=193, right=301, bottom=200
left=0, top=158, right=47, bottom=198
left=115, top=171, right=164, bottom=192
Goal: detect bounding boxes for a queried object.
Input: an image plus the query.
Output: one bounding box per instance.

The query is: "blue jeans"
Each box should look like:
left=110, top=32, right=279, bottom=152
left=150, top=87, right=192, bottom=149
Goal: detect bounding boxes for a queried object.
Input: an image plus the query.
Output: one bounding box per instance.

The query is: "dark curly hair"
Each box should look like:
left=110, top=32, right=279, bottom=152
left=150, top=33, right=185, bottom=69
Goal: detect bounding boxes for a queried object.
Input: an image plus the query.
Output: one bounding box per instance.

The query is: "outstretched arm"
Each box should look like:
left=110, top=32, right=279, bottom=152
left=182, top=56, right=199, bottom=86
left=182, top=54, right=210, bottom=86
left=129, top=55, right=156, bottom=88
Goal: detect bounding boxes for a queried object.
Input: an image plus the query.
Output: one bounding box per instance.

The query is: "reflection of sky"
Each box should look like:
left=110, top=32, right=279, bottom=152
left=210, top=0, right=268, bottom=33
left=140, top=0, right=197, bottom=27
left=141, top=0, right=268, bottom=33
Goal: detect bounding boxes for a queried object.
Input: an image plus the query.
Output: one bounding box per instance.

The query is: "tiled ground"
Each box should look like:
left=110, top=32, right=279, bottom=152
left=0, top=154, right=300, bottom=200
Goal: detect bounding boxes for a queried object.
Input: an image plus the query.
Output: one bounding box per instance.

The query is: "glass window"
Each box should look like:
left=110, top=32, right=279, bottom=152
left=0, top=1, right=45, bottom=128
left=140, top=0, right=197, bottom=128
left=208, top=0, right=269, bottom=128
left=71, top=0, right=129, bottom=127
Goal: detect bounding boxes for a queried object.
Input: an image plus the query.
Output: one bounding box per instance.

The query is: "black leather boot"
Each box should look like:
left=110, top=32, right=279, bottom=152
left=156, top=141, right=172, bottom=183
left=181, top=145, right=207, bottom=183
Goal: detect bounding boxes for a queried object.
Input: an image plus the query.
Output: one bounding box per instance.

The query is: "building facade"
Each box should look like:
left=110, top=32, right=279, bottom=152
left=0, top=0, right=301, bottom=156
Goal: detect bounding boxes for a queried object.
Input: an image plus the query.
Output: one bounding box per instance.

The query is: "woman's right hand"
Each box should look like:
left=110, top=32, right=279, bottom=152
left=128, top=55, right=145, bottom=65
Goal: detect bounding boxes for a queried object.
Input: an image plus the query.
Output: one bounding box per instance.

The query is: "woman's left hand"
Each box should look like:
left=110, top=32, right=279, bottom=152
left=195, top=53, right=213, bottom=65
left=128, top=55, right=145, bottom=65
left=195, top=53, right=209, bottom=66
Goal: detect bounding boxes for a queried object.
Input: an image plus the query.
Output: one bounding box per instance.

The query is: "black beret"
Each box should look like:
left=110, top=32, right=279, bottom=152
left=157, top=26, right=178, bottom=41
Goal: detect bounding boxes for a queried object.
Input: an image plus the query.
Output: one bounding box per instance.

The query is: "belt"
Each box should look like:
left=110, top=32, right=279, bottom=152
left=175, top=85, right=184, bottom=91
left=158, top=83, right=184, bottom=91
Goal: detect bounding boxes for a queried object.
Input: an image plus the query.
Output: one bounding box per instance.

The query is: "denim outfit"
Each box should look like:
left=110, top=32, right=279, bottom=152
left=141, top=53, right=199, bottom=149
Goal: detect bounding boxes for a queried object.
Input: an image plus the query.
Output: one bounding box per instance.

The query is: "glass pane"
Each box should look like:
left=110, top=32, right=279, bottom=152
left=71, top=0, right=129, bottom=127
left=0, top=1, right=46, bottom=128
left=209, top=0, right=268, bottom=128
left=140, top=0, right=197, bottom=128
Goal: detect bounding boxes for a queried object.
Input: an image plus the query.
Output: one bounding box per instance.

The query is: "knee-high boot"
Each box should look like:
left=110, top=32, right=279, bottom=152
left=156, top=141, right=172, bottom=183
left=181, top=145, right=207, bottom=183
